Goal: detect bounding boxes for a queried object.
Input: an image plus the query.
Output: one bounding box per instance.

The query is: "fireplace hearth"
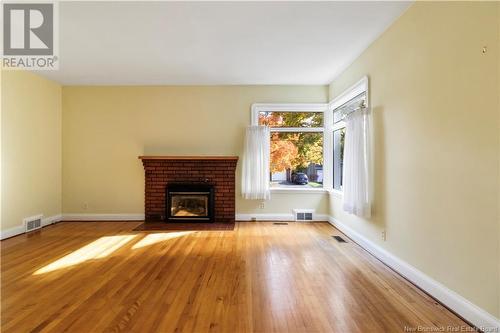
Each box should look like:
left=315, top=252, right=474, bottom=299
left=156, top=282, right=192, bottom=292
left=166, top=183, right=214, bottom=222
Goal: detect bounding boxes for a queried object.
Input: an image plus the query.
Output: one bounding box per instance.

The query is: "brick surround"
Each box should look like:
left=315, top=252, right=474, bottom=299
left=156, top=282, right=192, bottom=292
left=139, top=156, right=238, bottom=222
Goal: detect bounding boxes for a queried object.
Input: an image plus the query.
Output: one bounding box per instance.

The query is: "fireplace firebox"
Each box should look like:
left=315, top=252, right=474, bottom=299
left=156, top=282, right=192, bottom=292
left=165, top=183, right=215, bottom=222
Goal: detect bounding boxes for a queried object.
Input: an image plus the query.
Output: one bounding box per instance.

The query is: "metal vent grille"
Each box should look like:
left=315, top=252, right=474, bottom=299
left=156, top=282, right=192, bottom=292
left=24, top=215, right=43, bottom=232
left=273, top=222, right=288, bottom=225
left=295, top=211, right=313, bottom=221
left=333, top=235, right=347, bottom=243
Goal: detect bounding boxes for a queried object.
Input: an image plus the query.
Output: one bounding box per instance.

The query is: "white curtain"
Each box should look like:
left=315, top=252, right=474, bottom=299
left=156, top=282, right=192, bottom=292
left=242, top=126, right=271, bottom=200
left=342, top=108, right=372, bottom=217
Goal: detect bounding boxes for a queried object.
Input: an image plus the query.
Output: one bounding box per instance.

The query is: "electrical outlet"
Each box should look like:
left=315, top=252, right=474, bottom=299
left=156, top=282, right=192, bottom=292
left=381, top=230, right=387, bottom=241
left=83, top=202, right=89, bottom=210
left=259, top=201, right=265, bottom=209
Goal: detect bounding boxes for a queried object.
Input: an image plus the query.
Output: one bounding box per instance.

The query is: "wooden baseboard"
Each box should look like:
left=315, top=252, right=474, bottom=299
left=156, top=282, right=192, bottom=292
left=0, top=214, right=62, bottom=240
left=327, top=216, right=500, bottom=331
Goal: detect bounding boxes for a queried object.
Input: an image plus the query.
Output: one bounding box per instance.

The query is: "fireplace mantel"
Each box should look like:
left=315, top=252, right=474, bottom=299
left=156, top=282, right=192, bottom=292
left=139, top=156, right=238, bottom=161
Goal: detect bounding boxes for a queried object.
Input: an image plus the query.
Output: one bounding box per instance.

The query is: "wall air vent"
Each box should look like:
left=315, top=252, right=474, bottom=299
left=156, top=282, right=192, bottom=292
left=293, top=209, right=314, bottom=221
left=24, top=215, right=43, bottom=233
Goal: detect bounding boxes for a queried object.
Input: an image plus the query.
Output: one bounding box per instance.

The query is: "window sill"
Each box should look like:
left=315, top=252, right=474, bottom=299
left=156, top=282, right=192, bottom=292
left=328, top=189, right=344, bottom=197
left=270, top=187, right=328, bottom=194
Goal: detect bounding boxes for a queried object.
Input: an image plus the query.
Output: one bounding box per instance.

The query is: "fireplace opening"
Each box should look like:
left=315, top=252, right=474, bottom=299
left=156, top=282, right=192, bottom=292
left=166, top=184, right=214, bottom=222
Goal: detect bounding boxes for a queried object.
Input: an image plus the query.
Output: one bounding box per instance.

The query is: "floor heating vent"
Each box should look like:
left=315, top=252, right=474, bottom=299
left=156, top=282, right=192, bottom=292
left=333, top=235, right=347, bottom=243
left=294, top=209, right=314, bottom=221
left=24, top=215, right=43, bottom=233
left=273, top=222, right=288, bottom=225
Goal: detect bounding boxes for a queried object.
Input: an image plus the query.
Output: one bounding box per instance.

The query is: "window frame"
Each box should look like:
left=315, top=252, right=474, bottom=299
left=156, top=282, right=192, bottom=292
left=328, top=76, right=369, bottom=196
left=249, top=76, right=368, bottom=195
left=251, top=103, right=329, bottom=193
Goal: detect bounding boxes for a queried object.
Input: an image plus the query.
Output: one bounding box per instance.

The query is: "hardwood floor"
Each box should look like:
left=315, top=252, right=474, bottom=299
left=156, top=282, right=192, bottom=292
left=1, top=221, right=469, bottom=332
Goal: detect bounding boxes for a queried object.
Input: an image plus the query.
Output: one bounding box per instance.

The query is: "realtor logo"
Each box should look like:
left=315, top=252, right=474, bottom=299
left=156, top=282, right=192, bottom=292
left=1, top=2, right=58, bottom=69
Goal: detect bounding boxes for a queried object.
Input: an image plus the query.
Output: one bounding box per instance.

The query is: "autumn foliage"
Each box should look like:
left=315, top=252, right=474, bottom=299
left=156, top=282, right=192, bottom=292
left=270, top=133, right=299, bottom=173
left=259, top=112, right=323, bottom=174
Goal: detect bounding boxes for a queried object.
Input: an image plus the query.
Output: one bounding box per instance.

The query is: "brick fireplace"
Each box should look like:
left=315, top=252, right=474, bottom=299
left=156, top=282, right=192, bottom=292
left=139, top=156, right=238, bottom=222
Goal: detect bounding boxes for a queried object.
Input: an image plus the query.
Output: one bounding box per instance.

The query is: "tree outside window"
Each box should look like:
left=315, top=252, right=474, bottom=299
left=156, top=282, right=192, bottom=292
left=259, top=112, right=323, bottom=188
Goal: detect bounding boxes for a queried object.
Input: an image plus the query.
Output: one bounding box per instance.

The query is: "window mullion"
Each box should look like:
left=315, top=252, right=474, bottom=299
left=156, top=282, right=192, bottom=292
left=332, top=121, right=346, bottom=131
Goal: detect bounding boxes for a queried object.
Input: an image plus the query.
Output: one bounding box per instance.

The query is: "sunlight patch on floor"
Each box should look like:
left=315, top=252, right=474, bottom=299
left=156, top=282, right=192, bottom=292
left=33, top=235, right=137, bottom=274
left=131, top=231, right=192, bottom=249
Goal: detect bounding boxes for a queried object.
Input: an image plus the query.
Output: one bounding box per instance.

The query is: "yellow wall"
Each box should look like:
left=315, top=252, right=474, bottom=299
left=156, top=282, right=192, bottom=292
left=62, top=86, right=329, bottom=216
left=329, top=2, right=499, bottom=317
left=0, top=70, right=3, bottom=231
left=497, top=1, right=500, bottom=319
left=1, top=70, right=62, bottom=231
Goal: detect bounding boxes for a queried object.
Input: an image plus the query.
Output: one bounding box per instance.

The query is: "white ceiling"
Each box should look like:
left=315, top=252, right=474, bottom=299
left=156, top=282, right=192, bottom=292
left=38, top=1, right=412, bottom=85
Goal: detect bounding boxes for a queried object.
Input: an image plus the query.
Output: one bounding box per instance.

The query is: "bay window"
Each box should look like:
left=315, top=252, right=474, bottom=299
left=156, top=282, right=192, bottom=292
left=249, top=76, right=367, bottom=193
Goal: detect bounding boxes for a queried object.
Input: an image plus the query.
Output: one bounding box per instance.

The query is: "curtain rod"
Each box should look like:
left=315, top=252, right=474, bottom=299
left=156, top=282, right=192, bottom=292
left=334, top=92, right=367, bottom=118
left=340, top=103, right=367, bottom=118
